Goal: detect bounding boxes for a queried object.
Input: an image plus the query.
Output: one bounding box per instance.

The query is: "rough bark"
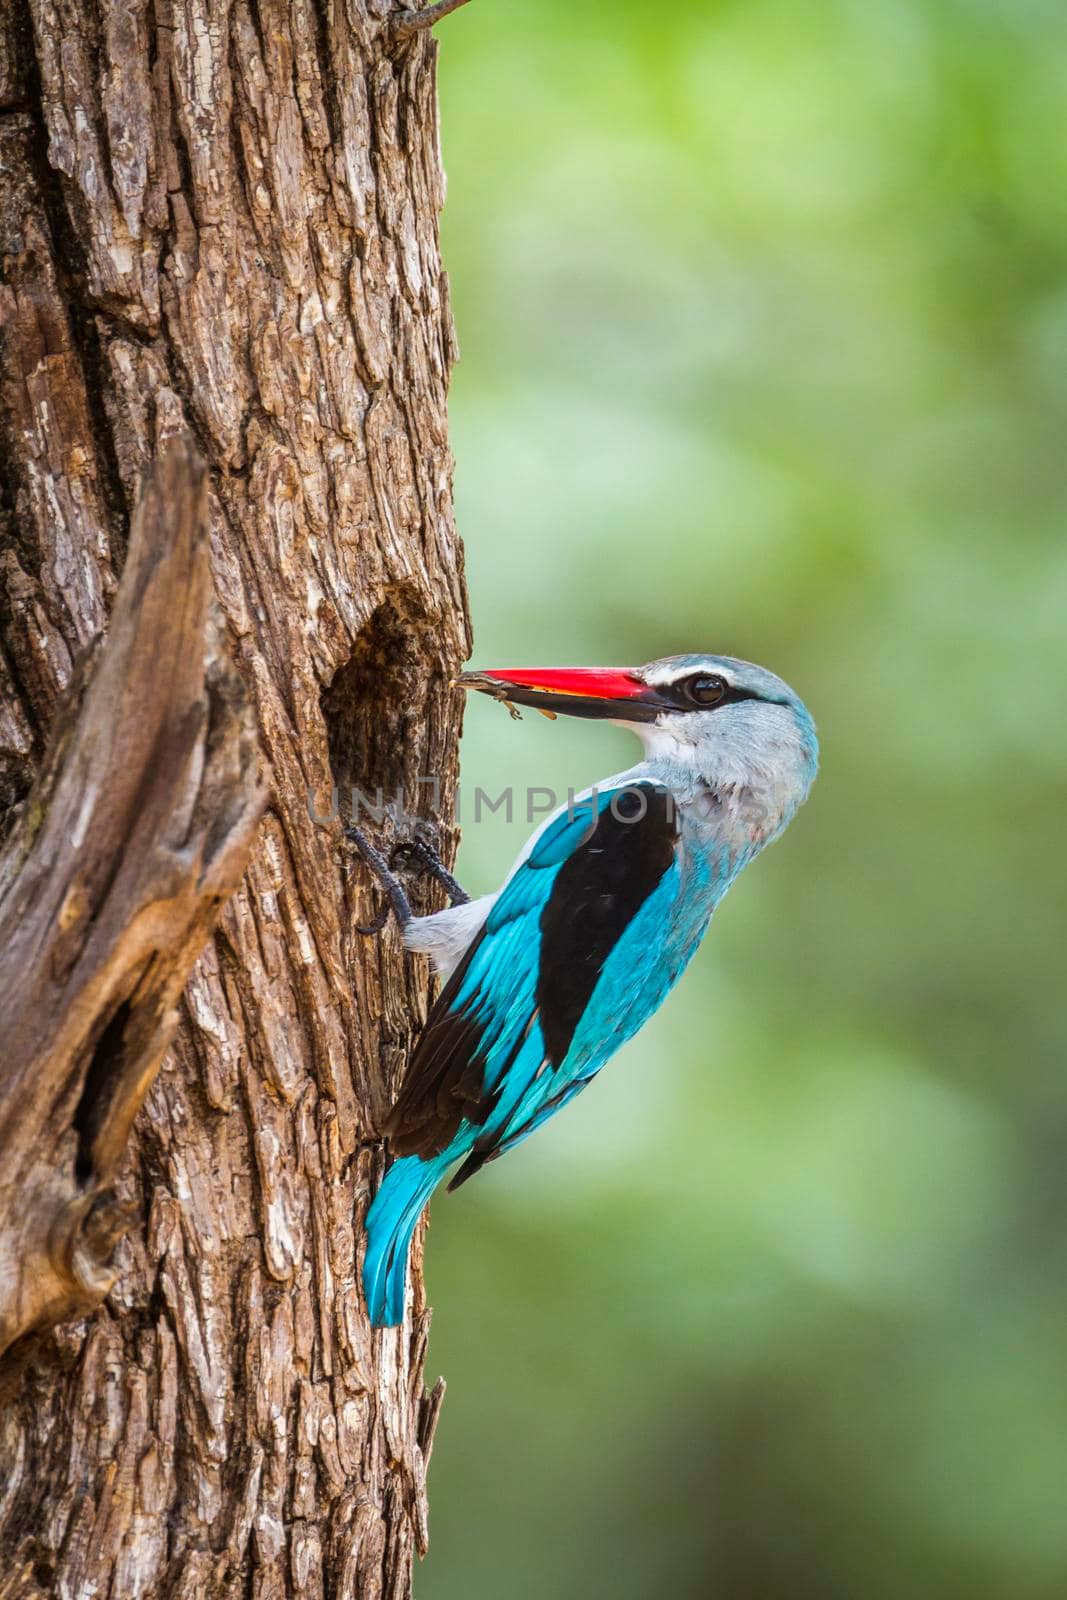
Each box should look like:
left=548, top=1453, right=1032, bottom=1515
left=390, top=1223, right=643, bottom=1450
left=0, top=0, right=469, bottom=1592
left=0, top=442, right=266, bottom=1362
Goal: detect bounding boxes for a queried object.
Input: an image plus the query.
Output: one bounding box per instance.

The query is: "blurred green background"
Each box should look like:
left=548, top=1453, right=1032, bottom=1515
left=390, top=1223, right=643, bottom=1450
left=422, top=2, right=1067, bottom=1596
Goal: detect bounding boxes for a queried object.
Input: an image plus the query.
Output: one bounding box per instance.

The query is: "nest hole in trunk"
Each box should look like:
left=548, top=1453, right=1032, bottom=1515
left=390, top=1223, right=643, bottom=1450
left=320, top=587, right=441, bottom=833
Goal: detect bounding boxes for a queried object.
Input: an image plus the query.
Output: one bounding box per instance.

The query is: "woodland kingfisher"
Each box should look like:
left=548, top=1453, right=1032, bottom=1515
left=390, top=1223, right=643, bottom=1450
left=348, top=654, right=818, bottom=1326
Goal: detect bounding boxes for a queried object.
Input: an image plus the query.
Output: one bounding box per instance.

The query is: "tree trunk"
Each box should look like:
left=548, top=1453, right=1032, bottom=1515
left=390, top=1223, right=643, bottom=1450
left=0, top=0, right=469, bottom=1592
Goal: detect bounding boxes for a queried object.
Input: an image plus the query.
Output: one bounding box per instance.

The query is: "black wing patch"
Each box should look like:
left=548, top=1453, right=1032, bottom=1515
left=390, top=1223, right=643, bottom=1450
left=384, top=782, right=677, bottom=1168
left=536, top=783, right=677, bottom=1066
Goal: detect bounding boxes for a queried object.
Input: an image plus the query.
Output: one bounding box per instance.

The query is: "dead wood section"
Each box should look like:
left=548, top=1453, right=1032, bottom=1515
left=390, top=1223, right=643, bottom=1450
left=0, top=441, right=266, bottom=1361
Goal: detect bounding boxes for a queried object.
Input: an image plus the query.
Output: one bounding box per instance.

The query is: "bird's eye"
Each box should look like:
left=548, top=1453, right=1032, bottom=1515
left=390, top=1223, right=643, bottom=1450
left=683, top=674, right=728, bottom=706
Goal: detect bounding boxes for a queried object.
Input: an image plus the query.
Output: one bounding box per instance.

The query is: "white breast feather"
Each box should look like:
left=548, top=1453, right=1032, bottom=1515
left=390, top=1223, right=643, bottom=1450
left=403, top=894, right=497, bottom=980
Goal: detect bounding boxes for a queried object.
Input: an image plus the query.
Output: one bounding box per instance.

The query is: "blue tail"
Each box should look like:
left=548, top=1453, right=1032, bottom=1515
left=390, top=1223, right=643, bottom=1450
left=363, top=1154, right=446, bottom=1326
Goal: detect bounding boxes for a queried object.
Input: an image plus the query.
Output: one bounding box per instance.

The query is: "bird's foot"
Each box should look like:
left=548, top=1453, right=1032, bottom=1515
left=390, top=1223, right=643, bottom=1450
left=345, top=825, right=469, bottom=934
left=345, top=826, right=414, bottom=933
left=391, top=833, right=470, bottom=907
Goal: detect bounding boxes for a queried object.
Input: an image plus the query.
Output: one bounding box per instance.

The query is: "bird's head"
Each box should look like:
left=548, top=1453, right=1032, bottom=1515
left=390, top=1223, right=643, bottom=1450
left=457, top=653, right=818, bottom=831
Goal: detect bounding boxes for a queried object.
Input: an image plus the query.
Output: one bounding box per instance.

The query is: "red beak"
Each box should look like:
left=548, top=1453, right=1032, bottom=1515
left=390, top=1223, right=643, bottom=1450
left=455, top=666, right=665, bottom=722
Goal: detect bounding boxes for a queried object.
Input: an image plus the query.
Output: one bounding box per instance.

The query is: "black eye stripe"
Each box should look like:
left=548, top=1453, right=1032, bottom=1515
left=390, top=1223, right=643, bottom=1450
left=660, top=675, right=764, bottom=710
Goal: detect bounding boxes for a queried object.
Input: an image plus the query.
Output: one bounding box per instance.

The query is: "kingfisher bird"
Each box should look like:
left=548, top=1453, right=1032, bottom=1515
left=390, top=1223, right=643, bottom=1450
left=349, top=653, right=818, bottom=1327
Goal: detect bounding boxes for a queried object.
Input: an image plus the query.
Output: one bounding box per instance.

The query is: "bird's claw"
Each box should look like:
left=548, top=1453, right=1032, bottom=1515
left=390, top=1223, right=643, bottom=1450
left=345, top=825, right=414, bottom=932
left=355, top=900, right=391, bottom=936
left=390, top=835, right=470, bottom=907
left=344, top=823, right=470, bottom=932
